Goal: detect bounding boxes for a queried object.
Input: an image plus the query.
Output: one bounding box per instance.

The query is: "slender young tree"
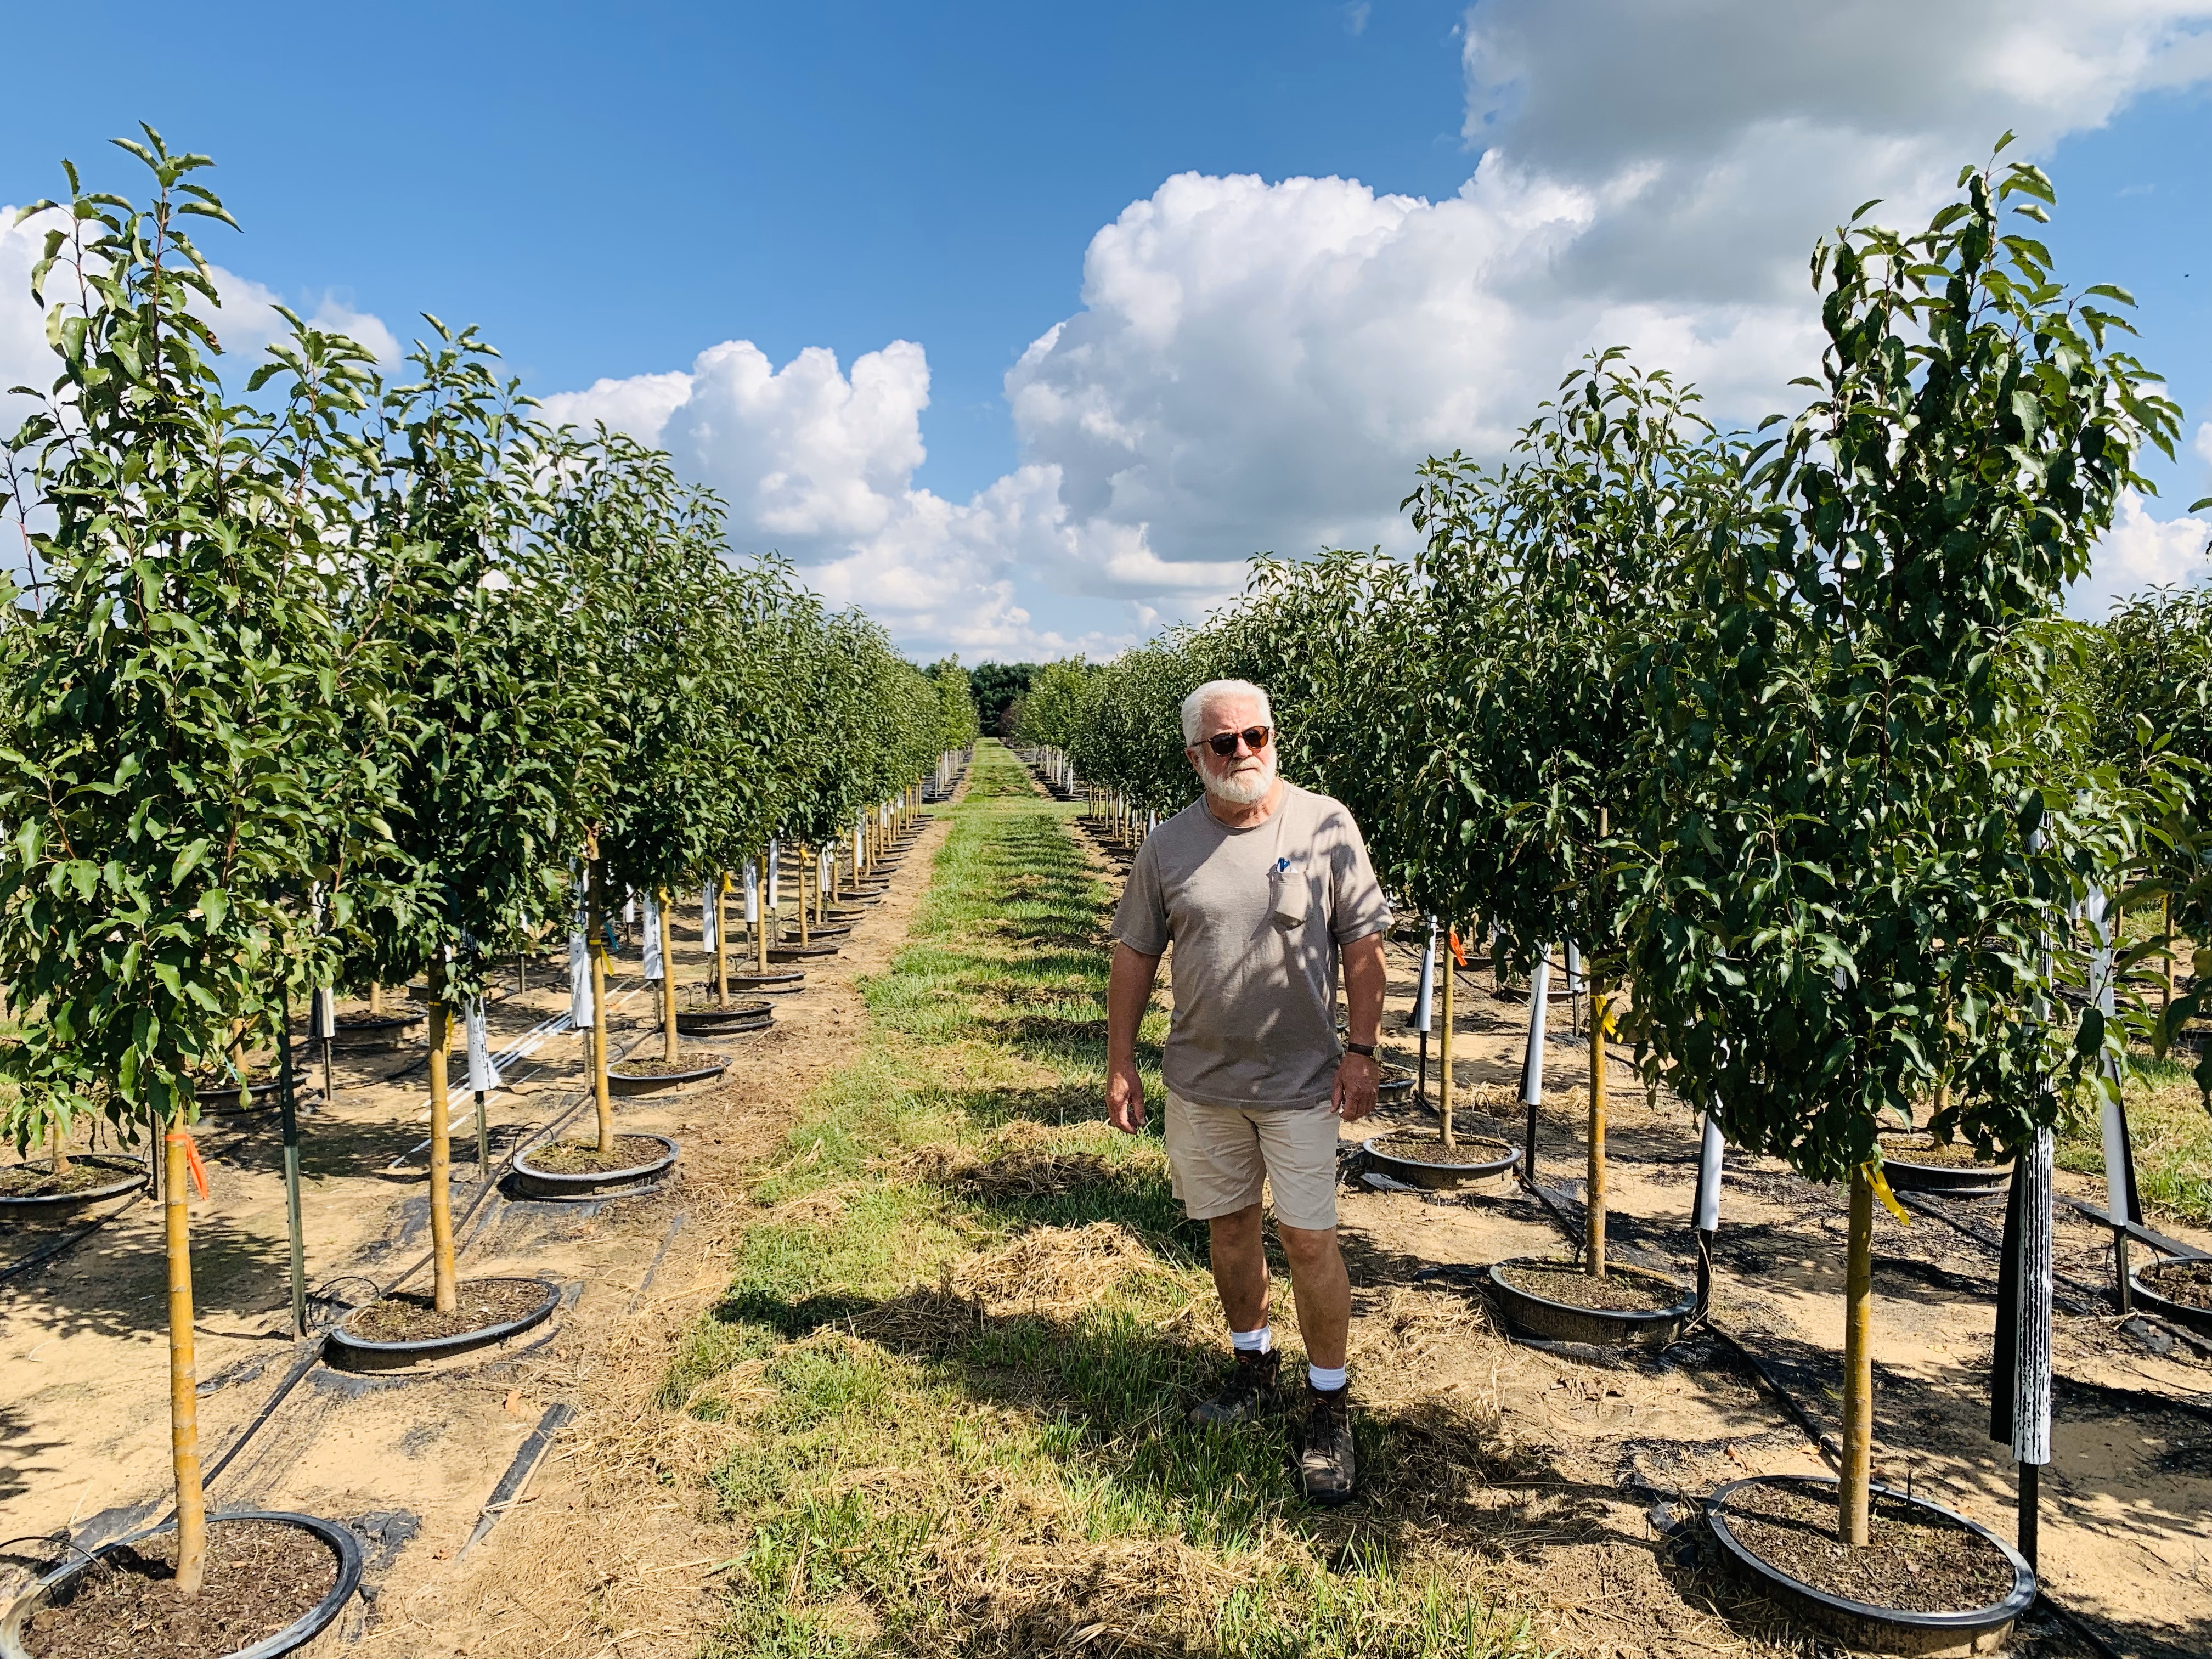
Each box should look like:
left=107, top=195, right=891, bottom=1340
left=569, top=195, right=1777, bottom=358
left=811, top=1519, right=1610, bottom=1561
left=0, top=133, right=397, bottom=1593
left=1626, top=150, right=2176, bottom=1545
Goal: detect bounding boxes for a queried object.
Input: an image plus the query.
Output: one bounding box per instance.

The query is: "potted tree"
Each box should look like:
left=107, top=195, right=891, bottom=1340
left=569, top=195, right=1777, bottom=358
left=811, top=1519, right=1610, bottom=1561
left=1627, top=153, right=2171, bottom=1650
left=0, top=133, right=377, bottom=1652
left=320, top=324, right=600, bottom=1369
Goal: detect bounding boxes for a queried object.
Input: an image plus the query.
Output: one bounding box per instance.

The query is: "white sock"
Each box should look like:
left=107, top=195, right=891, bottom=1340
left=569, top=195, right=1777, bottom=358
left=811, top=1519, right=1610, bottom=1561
left=1308, top=1363, right=1347, bottom=1392
left=1231, top=1325, right=1273, bottom=1355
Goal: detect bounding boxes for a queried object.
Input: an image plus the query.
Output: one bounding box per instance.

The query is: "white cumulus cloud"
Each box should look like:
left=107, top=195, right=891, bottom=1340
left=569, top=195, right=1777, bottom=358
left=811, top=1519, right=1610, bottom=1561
left=548, top=1, right=2212, bottom=656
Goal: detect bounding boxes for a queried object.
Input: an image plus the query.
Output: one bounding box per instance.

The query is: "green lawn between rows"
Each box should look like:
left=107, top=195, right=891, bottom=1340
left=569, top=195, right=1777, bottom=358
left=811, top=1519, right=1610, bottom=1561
left=661, top=742, right=1538, bottom=1659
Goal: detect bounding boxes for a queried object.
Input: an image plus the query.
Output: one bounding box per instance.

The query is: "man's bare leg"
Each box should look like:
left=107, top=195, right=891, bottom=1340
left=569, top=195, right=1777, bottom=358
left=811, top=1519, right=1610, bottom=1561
left=1206, top=1204, right=1269, bottom=1333
left=1277, top=1222, right=1350, bottom=1370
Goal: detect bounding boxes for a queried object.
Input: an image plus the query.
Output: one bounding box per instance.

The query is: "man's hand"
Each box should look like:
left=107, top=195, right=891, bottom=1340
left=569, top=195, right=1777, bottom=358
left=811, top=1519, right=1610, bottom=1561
left=1332, top=1052, right=1380, bottom=1122
left=1107, top=1059, right=1148, bottom=1133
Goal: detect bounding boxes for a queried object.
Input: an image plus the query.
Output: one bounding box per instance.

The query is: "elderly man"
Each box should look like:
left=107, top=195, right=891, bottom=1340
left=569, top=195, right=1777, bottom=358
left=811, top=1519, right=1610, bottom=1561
left=1104, top=678, right=1390, bottom=1505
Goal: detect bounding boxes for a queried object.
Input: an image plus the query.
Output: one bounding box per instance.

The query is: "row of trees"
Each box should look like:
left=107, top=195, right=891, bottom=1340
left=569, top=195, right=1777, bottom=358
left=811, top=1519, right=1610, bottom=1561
left=0, top=132, right=974, bottom=1595
left=1056, top=148, right=2203, bottom=1548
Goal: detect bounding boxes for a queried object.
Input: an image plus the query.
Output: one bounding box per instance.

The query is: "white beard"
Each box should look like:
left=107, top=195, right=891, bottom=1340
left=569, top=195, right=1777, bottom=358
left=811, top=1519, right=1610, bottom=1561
left=1205, top=752, right=1277, bottom=806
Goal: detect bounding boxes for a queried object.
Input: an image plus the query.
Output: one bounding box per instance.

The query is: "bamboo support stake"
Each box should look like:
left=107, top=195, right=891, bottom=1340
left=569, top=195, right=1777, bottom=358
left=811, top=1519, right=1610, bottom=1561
left=427, top=994, right=457, bottom=1314
left=1587, top=974, right=1609, bottom=1279
left=658, top=888, right=679, bottom=1064
left=714, top=872, right=730, bottom=1008
left=586, top=839, right=614, bottom=1156
left=165, top=1125, right=207, bottom=1596
left=1439, top=927, right=1457, bottom=1149
left=1840, top=1165, right=1876, bottom=1545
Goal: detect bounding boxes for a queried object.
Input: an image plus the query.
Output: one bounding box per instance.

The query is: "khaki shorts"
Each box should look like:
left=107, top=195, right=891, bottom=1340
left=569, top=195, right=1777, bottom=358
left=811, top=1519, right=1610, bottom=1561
left=1163, top=1091, right=1341, bottom=1231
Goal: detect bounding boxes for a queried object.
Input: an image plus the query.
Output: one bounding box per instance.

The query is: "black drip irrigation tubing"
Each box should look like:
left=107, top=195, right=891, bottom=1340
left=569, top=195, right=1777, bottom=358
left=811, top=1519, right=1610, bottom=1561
left=88, top=973, right=666, bottom=1547
left=0, top=1192, right=147, bottom=1288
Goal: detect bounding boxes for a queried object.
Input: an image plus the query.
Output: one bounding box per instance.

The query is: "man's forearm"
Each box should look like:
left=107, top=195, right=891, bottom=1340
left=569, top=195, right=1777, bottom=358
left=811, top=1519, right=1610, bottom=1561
left=1342, top=934, right=1385, bottom=1047
left=1108, top=943, right=1162, bottom=1066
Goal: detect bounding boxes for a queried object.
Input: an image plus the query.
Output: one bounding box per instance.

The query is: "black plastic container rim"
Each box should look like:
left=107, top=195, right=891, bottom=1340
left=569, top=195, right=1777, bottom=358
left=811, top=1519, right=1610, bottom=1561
left=334, top=1012, right=422, bottom=1030
left=729, top=972, right=804, bottom=986
left=606, top=1059, right=731, bottom=1087
left=2129, top=1261, right=2212, bottom=1336
left=1487, top=1256, right=1695, bottom=1328
left=515, top=1132, right=681, bottom=1187
left=1704, top=1474, right=2036, bottom=1637
left=1362, top=1135, right=1522, bottom=1181
left=0, top=1156, right=148, bottom=1210
left=0, top=1508, right=365, bottom=1659
left=324, top=1276, right=561, bottom=1369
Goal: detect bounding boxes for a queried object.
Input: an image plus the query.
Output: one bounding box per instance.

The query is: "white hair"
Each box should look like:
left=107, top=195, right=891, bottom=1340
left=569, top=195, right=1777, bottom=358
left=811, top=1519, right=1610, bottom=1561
left=1180, top=679, right=1273, bottom=746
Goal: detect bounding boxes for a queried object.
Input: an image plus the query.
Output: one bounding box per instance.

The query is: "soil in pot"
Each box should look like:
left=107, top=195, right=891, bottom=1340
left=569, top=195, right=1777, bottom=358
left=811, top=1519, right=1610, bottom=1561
left=2140, top=1258, right=2212, bottom=1311
left=609, top=1053, right=727, bottom=1079
left=20, top=1516, right=336, bottom=1659
left=343, top=1278, right=550, bottom=1345
left=527, top=1134, right=672, bottom=1175
left=0, top=1155, right=142, bottom=1200
left=1715, top=1481, right=2017, bottom=1613
left=1366, top=1131, right=1514, bottom=1168
left=1879, top=1135, right=2010, bottom=1171
left=1493, top=1261, right=1683, bottom=1313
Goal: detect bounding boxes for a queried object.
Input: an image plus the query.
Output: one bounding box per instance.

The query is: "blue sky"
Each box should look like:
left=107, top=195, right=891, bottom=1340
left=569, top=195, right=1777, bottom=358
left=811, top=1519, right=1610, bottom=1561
left=4, top=2, right=2210, bottom=657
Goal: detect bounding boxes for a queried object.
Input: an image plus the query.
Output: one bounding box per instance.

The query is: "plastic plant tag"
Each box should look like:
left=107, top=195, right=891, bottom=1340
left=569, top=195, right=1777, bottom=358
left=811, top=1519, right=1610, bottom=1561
left=465, top=999, right=503, bottom=1094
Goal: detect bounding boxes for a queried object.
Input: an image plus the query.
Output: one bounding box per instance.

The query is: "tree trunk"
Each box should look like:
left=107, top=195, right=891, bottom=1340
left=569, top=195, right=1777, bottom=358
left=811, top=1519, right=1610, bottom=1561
left=165, top=1124, right=207, bottom=1596
left=426, top=989, right=457, bottom=1315
left=1588, top=973, right=1609, bottom=1279
left=796, top=847, right=811, bottom=947
left=714, top=873, right=730, bottom=1009
left=587, top=844, right=614, bottom=1156
left=2165, top=890, right=2176, bottom=1017
left=1439, top=927, right=1457, bottom=1149
left=49, top=1114, right=69, bottom=1177
left=1839, top=1164, right=1876, bottom=1544
left=658, top=889, right=678, bottom=1065
left=368, top=980, right=383, bottom=1017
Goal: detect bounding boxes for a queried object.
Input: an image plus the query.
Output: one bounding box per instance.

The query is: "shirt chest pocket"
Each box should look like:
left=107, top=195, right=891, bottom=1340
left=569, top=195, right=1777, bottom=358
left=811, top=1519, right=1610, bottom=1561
left=1268, top=861, right=1312, bottom=929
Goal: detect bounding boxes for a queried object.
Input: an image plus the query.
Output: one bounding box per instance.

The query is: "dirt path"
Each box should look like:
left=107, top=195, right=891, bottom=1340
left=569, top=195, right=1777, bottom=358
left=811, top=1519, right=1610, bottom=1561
left=0, top=806, right=955, bottom=1657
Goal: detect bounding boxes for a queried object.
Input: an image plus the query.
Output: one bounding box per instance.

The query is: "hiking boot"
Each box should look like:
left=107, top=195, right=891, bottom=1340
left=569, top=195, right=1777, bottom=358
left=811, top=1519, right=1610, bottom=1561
left=1298, top=1382, right=1356, bottom=1505
left=1190, top=1347, right=1281, bottom=1425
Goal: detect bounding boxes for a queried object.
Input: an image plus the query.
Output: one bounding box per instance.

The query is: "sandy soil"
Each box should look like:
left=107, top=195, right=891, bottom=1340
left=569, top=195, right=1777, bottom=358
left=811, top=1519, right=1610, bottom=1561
left=0, top=819, right=950, bottom=1657
left=5, top=769, right=2206, bottom=1659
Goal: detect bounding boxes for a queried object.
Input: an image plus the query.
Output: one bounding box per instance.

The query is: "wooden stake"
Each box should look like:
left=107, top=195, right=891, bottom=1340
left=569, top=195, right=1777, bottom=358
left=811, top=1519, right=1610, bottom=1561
left=1588, top=974, right=1609, bottom=1279
left=165, top=1125, right=207, bottom=1596
left=587, top=839, right=614, bottom=1156
left=714, top=872, right=730, bottom=1009
left=427, top=994, right=457, bottom=1314
left=1840, top=1164, right=1875, bottom=1545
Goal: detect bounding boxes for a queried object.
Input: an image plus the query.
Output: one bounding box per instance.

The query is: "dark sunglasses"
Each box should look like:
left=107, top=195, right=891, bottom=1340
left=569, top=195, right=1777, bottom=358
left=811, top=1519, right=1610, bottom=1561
left=1194, top=725, right=1272, bottom=758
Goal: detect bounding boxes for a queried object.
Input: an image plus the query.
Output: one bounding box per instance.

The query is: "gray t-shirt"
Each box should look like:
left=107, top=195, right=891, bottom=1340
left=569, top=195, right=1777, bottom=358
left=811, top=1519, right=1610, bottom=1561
left=1111, top=781, right=1391, bottom=1110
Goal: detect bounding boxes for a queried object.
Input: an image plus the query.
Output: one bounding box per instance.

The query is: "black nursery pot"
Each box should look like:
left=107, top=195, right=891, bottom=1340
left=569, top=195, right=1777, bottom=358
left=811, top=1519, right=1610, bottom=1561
left=1703, top=1475, right=2035, bottom=1656
left=1484, top=1256, right=1695, bottom=1346
left=2129, top=1257, right=2212, bottom=1339
left=323, top=1276, right=561, bottom=1374
left=0, top=1154, right=147, bottom=1220
left=0, top=1510, right=364, bottom=1659
left=512, top=1131, right=681, bottom=1198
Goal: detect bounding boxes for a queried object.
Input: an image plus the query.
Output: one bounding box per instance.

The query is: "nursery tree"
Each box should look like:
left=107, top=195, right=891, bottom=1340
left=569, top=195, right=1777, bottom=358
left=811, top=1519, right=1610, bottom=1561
left=1625, top=150, right=2176, bottom=1544
left=1408, top=356, right=1745, bottom=1227
left=340, top=328, right=606, bottom=1312
left=0, top=133, right=398, bottom=1593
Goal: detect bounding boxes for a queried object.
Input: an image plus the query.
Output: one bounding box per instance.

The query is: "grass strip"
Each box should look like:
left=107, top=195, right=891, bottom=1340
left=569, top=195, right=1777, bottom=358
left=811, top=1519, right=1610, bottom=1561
left=2060, top=1054, right=2212, bottom=1228
left=668, top=742, right=1537, bottom=1658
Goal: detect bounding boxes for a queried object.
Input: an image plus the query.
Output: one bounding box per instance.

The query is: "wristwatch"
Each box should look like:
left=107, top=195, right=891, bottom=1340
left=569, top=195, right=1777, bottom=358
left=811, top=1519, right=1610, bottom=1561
left=1344, top=1041, right=1376, bottom=1058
